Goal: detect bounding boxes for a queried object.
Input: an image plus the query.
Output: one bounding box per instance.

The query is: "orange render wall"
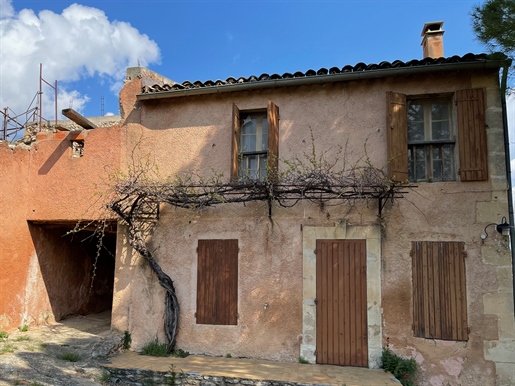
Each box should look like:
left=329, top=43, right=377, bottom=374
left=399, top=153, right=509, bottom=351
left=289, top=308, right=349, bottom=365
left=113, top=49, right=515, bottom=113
left=0, top=126, right=121, bottom=330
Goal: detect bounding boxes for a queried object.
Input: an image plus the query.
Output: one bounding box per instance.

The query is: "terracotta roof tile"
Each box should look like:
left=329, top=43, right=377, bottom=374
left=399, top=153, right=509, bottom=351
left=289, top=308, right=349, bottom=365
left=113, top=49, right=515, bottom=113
left=140, top=53, right=495, bottom=95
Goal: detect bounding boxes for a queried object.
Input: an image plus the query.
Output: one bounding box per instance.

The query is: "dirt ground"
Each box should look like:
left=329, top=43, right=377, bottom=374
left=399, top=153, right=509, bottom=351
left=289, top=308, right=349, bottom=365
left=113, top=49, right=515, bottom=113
left=0, top=311, right=125, bottom=386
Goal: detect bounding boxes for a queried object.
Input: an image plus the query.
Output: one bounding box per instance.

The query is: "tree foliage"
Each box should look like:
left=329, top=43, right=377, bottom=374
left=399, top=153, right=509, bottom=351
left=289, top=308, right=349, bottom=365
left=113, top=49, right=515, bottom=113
left=472, top=0, right=515, bottom=56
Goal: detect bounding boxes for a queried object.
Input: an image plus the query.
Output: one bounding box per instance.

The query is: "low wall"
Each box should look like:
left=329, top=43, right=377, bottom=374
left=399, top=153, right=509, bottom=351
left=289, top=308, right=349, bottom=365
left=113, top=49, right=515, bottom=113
left=104, top=367, right=313, bottom=386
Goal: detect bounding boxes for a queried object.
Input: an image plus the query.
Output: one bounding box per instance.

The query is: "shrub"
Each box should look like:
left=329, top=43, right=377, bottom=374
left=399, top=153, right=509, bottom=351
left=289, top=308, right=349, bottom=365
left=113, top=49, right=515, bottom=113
left=171, top=348, right=189, bottom=358
left=140, top=339, right=168, bottom=357
left=0, top=331, right=8, bottom=340
left=58, top=352, right=81, bottom=362
left=381, top=347, right=417, bottom=386
left=123, top=330, right=132, bottom=350
left=298, top=356, right=309, bottom=364
left=18, top=325, right=29, bottom=332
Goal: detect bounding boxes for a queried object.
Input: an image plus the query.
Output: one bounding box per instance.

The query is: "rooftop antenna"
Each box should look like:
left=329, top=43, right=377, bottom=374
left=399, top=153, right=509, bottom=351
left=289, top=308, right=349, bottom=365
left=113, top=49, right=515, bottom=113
left=69, top=98, right=73, bottom=109
left=138, top=59, right=141, bottom=67
left=101, top=96, right=104, bottom=116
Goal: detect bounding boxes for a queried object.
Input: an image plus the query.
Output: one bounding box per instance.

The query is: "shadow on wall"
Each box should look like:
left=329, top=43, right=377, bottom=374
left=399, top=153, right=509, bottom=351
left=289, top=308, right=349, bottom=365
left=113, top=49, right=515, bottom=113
left=28, top=222, right=117, bottom=321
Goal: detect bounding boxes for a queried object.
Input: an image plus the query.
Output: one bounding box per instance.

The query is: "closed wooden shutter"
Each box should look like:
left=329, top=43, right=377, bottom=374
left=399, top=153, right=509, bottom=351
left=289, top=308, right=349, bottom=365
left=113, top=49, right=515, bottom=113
left=267, top=100, right=280, bottom=181
left=412, top=241, right=468, bottom=341
left=231, top=104, right=241, bottom=181
left=197, top=239, right=238, bottom=325
left=386, top=92, right=408, bottom=182
left=456, top=88, right=488, bottom=181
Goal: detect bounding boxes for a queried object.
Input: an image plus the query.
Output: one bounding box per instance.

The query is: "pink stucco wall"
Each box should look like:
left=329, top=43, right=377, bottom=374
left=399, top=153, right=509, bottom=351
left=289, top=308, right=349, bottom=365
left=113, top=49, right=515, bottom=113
left=110, top=68, right=513, bottom=385
left=1, top=63, right=513, bottom=386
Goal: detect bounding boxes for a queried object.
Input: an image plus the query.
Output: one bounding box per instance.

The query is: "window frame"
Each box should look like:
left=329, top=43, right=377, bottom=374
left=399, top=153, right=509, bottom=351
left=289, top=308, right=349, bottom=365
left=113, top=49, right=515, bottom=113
left=231, top=101, right=279, bottom=182
left=407, top=96, right=456, bottom=182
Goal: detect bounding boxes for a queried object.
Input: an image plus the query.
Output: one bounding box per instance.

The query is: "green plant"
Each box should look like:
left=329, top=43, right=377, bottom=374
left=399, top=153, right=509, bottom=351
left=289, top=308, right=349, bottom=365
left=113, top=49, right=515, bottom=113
left=39, top=343, right=48, bottom=350
left=171, top=348, right=189, bottom=358
left=298, top=356, right=309, bottom=364
left=0, top=331, right=8, bottom=340
left=225, top=353, right=232, bottom=358
left=381, top=347, right=417, bottom=386
left=15, top=336, right=31, bottom=342
left=166, top=364, right=177, bottom=386
left=140, top=338, right=168, bottom=357
left=123, top=330, right=132, bottom=350
left=18, top=325, right=29, bottom=332
left=57, top=352, right=81, bottom=362
left=97, top=369, right=111, bottom=383
left=0, top=343, right=16, bottom=354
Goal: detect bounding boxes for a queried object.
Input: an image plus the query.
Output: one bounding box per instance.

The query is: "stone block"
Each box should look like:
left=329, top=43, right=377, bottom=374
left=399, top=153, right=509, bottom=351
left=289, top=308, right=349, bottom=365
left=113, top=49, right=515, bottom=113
left=476, top=201, right=510, bottom=223
left=484, top=338, right=515, bottom=363
left=481, top=244, right=511, bottom=266
left=483, top=292, right=514, bottom=316
left=495, top=363, right=515, bottom=386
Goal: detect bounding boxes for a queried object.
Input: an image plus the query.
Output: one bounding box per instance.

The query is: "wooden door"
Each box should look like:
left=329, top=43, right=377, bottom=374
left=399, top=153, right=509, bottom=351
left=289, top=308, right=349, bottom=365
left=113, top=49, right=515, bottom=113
left=316, top=239, right=368, bottom=367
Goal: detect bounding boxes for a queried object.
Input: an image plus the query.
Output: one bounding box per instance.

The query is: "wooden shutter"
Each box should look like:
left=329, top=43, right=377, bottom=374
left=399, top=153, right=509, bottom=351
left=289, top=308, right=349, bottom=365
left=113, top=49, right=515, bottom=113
left=456, top=88, right=488, bottom=181
left=231, top=104, right=241, bottom=181
left=196, top=239, right=238, bottom=325
left=267, top=100, right=280, bottom=181
left=412, top=241, right=468, bottom=341
left=386, top=92, right=408, bottom=182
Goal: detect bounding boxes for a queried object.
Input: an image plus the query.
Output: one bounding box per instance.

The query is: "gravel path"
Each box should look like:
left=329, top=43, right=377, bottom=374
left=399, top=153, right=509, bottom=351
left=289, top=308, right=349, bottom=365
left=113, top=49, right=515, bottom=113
left=0, top=312, right=125, bottom=386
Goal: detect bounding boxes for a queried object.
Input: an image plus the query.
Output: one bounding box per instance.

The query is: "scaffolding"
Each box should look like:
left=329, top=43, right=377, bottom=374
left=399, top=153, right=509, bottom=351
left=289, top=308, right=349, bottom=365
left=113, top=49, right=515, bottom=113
left=1, top=63, right=57, bottom=142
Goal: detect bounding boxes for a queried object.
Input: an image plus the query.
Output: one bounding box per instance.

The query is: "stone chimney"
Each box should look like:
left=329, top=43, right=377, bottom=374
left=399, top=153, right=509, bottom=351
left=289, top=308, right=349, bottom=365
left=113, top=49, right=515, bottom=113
left=421, top=21, right=444, bottom=58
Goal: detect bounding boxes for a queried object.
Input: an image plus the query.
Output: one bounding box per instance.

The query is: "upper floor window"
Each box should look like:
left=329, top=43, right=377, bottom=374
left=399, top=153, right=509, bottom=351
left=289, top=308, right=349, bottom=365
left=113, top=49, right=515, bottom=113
left=387, top=89, right=487, bottom=183
left=231, top=101, right=279, bottom=182
left=239, top=112, right=268, bottom=180
left=407, top=98, right=455, bottom=182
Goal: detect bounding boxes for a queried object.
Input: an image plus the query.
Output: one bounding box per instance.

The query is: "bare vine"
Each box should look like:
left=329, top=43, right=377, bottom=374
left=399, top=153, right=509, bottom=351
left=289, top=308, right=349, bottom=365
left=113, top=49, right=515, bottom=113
left=80, top=138, right=413, bottom=353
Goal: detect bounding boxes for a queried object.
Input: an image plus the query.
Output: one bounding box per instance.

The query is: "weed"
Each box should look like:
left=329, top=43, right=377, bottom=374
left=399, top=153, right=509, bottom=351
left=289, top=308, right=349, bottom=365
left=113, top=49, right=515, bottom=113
left=0, top=331, right=8, bottom=340
left=26, top=344, right=37, bottom=352
left=171, top=348, right=189, bottom=358
left=18, top=325, right=29, bottom=332
left=381, top=347, right=417, bottom=386
left=97, top=369, right=111, bottom=382
left=140, top=338, right=168, bottom=357
left=123, top=330, right=132, bottom=350
left=39, top=343, right=48, bottom=350
left=15, top=336, right=31, bottom=342
left=225, top=353, right=232, bottom=358
left=298, top=356, right=309, bottom=364
left=58, top=352, right=81, bottom=362
left=166, top=364, right=177, bottom=386
left=0, top=343, right=16, bottom=354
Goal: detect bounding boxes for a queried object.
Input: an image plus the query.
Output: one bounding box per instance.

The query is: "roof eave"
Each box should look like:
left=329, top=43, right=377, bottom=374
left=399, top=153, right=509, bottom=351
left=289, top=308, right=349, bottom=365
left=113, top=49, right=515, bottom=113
left=136, top=60, right=505, bottom=101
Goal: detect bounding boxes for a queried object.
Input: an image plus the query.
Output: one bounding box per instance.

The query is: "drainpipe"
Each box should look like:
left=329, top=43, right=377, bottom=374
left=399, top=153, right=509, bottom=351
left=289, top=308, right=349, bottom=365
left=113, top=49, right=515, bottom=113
left=499, top=62, right=515, bottom=318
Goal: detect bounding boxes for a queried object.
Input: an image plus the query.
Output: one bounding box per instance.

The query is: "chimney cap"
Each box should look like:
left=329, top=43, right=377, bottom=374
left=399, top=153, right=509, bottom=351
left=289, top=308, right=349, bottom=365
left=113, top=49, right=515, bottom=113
left=421, top=21, right=445, bottom=36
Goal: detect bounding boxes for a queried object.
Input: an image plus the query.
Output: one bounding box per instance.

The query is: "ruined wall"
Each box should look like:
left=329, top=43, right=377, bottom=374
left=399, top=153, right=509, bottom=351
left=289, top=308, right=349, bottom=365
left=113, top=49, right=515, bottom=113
left=0, top=126, right=122, bottom=330
left=111, top=69, right=514, bottom=385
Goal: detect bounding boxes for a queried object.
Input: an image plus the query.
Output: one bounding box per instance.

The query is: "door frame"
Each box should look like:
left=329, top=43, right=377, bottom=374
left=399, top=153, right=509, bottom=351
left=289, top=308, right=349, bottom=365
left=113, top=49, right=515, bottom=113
left=300, top=223, right=382, bottom=368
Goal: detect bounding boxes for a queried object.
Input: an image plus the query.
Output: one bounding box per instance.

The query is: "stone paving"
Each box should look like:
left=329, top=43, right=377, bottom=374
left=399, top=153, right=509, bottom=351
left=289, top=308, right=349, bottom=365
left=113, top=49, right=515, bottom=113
left=1, top=312, right=400, bottom=386
left=105, top=352, right=400, bottom=386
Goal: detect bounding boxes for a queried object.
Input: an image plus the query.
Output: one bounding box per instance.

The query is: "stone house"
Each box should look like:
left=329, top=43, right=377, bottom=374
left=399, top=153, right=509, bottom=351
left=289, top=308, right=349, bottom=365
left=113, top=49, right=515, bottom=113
left=1, top=22, right=514, bottom=385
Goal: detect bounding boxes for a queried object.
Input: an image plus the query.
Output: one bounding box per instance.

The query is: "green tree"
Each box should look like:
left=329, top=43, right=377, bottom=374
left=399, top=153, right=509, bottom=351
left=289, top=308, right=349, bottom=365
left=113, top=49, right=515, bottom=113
left=472, top=0, right=515, bottom=56
left=471, top=0, right=515, bottom=91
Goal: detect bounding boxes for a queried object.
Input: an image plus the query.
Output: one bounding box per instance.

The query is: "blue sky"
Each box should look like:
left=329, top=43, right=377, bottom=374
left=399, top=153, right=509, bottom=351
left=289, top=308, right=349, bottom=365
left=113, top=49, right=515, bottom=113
left=1, top=0, right=490, bottom=118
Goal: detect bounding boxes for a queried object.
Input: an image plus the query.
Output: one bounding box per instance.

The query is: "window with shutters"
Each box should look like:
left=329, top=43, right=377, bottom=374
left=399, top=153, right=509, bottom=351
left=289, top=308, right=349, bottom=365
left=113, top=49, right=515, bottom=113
left=196, top=239, right=238, bottom=325
left=232, top=101, right=279, bottom=182
left=412, top=241, right=469, bottom=341
left=387, top=88, right=487, bottom=183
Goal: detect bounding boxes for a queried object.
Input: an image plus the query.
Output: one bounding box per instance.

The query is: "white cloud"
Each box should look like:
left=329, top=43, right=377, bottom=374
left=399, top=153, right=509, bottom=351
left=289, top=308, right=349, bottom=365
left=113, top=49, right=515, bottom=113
left=0, top=0, right=160, bottom=125
left=0, top=0, right=14, bottom=18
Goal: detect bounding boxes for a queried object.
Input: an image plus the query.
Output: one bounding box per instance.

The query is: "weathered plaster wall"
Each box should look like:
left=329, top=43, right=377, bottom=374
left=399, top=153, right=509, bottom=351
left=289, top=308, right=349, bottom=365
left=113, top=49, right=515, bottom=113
left=0, top=126, right=122, bottom=330
left=110, top=68, right=514, bottom=385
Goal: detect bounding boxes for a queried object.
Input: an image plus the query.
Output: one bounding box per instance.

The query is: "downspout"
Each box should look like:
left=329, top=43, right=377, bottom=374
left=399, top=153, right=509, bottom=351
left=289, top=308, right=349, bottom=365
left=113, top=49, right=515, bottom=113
left=499, top=61, right=515, bottom=317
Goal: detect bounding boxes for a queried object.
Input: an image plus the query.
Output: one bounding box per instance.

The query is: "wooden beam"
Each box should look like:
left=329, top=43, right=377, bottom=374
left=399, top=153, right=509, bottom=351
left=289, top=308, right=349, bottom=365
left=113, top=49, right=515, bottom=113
left=62, top=108, right=97, bottom=130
